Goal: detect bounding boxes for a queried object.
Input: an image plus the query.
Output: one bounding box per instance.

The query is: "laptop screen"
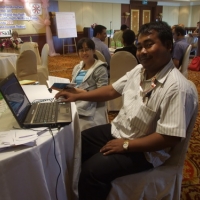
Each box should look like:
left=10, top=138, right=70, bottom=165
left=0, top=73, right=31, bottom=125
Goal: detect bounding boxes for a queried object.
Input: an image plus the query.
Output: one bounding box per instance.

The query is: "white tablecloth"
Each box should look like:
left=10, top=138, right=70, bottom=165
left=0, top=53, right=18, bottom=79
left=0, top=87, right=81, bottom=200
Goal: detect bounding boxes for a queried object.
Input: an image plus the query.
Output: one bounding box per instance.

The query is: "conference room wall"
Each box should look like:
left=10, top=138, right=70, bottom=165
left=162, top=5, right=200, bottom=27
left=58, top=1, right=121, bottom=32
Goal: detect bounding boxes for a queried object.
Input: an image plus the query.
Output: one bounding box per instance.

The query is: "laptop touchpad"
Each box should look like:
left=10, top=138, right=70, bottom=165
left=57, top=103, right=71, bottom=122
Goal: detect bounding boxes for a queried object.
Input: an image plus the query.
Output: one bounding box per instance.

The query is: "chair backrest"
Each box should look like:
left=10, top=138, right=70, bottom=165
left=107, top=80, right=198, bottom=200
left=41, top=43, right=49, bottom=68
left=110, top=51, right=138, bottom=83
left=16, top=50, right=38, bottom=80
left=19, top=42, right=35, bottom=54
left=107, top=51, right=138, bottom=111
left=16, top=50, right=48, bottom=86
left=179, top=45, right=192, bottom=78
left=95, top=50, right=106, bottom=63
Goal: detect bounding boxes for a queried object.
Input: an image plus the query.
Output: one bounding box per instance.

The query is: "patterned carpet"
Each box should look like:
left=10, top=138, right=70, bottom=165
left=49, top=54, right=200, bottom=199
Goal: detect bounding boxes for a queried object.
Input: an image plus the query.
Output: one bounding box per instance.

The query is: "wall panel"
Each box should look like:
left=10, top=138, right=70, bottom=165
left=178, top=6, right=190, bottom=27
left=82, top=2, right=94, bottom=30
left=57, top=1, right=121, bottom=32
left=71, top=2, right=84, bottom=31
left=163, top=6, right=179, bottom=26
left=191, top=6, right=200, bottom=27
left=92, top=3, right=104, bottom=26
left=58, top=2, right=71, bottom=12
left=111, top=4, right=121, bottom=31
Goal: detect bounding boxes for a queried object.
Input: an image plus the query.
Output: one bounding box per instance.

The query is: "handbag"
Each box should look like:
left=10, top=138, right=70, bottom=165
left=188, top=56, right=200, bottom=71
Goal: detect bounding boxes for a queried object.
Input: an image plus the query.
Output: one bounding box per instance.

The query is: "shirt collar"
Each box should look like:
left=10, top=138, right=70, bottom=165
left=141, top=59, right=174, bottom=84
left=156, top=59, right=174, bottom=84
left=92, top=37, right=101, bottom=42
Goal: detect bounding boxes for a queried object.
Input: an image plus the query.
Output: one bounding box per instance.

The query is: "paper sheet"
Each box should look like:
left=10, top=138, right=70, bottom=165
left=0, top=130, right=38, bottom=148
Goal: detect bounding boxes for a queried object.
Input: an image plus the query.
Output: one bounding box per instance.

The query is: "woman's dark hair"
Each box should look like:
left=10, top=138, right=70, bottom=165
left=77, top=37, right=98, bottom=59
left=122, top=29, right=135, bottom=46
left=138, top=21, right=173, bottom=50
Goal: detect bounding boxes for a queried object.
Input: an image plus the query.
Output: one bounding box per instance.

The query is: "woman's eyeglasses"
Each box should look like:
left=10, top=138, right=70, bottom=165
left=78, top=48, right=91, bottom=53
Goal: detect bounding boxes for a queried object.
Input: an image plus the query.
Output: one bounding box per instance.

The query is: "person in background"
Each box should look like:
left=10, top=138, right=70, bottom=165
left=10, top=31, right=23, bottom=44
left=92, top=25, right=111, bottom=66
left=113, top=24, right=128, bottom=45
left=194, top=21, right=200, bottom=34
left=178, top=23, right=185, bottom=28
left=114, top=29, right=139, bottom=63
left=55, top=21, right=198, bottom=200
left=185, top=22, right=199, bottom=56
left=70, top=38, right=108, bottom=131
left=172, top=25, right=189, bottom=68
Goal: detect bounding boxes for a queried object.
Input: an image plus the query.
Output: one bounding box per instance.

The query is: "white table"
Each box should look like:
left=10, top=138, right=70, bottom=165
left=0, top=53, right=18, bottom=79
left=0, top=86, right=81, bottom=200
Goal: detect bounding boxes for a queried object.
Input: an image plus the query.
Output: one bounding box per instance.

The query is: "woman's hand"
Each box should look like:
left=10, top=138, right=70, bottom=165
left=100, top=138, right=125, bottom=155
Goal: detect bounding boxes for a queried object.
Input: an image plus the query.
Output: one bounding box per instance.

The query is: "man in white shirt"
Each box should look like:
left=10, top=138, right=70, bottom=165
left=55, top=21, right=198, bottom=200
left=92, top=25, right=111, bottom=65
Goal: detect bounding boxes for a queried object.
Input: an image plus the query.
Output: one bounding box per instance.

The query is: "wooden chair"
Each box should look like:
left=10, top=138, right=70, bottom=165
left=107, top=81, right=198, bottom=200
left=107, top=51, right=138, bottom=111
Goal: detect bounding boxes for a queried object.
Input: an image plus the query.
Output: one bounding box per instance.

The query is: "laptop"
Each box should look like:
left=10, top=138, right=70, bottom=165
left=0, top=73, right=72, bottom=128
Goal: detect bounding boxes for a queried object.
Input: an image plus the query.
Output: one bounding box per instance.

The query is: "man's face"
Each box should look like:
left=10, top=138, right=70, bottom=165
left=97, top=29, right=107, bottom=41
left=136, top=30, right=172, bottom=76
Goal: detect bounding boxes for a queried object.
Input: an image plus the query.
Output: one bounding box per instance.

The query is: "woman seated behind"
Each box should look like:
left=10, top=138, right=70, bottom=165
left=114, top=29, right=139, bottom=63
left=71, top=38, right=108, bottom=131
left=10, top=31, right=23, bottom=44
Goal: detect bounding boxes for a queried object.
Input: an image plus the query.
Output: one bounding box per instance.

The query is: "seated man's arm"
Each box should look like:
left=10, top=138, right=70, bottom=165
left=129, top=133, right=181, bottom=152
left=100, top=133, right=181, bottom=155
left=55, top=84, right=121, bottom=102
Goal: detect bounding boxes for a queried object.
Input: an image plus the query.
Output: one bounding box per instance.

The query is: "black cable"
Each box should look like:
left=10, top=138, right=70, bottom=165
left=49, top=127, right=62, bottom=200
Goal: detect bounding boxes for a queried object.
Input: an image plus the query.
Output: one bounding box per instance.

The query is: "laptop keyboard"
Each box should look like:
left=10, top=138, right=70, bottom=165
left=33, top=102, right=57, bottom=123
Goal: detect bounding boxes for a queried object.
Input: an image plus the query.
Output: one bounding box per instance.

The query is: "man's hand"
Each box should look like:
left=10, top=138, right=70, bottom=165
left=100, top=138, right=125, bottom=155
left=55, top=88, right=87, bottom=102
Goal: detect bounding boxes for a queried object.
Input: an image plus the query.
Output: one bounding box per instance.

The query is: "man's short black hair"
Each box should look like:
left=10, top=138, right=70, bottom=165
left=122, top=29, right=135, bottom=45
left=138, top=21, right=173, bottom=50
left=93, top=25, right=106, bottom=37
left=120, top=24, right=128, bottom=31
left=173, top=25, right=186, bottom=36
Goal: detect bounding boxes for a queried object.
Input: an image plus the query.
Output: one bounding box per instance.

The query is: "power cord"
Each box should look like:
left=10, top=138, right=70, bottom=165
left=49, top=127, right=62, bottom=200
